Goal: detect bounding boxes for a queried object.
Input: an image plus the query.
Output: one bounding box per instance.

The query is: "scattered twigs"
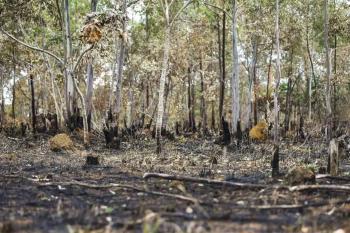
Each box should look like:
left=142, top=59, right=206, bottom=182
left=143, top=173, right=268, bottom=189
left=37, top=180, right=199, bottom=204
left=289, top=184, right=350, bottom=192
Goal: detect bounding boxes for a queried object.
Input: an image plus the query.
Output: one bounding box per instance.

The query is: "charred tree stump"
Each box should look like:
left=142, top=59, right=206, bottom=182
left=103, top=109, right=120, bottom=149
left=236, top=120, right=243, bottom=147
left=30, top=74, right=36, bottom=134
left=298, top=115, right=305, bottom=141
left=103, top=126, right=120, bottom=149
left=221, top=117, right=230, bottom=145
left=175, top=122, right=181, bottom=136
left=271, top=144, right=280, bottom=177
left=328, top=139, right=339, bottom=176
left=67, top=108, right=83, bottom=131
left=86, top=155, right=99, bottom=166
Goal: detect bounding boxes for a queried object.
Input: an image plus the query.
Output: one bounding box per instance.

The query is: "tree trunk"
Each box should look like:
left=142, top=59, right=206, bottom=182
left=248, top=36, right=258, bottom=128
left=284, top=50, right=293, bottom=134
left=85, top=61, right=94, bottom=131
left=12, top=48, right=16, bottom=120
left=187, top=67, right=192, bottom=130
left=217, top=19, right=223, bottom=123
left=211, top=101, right=215, bottom=131
left=265, top=43, right=273, bottom=122
left=219, top=12, right=226, bottom=125
left=252, top=37, right=259, bottom=126
left=30, top=75, right=36, bottom=134
left=63, top=0, right=75, bottom=121
left=306, top=3, right=316, bottom=121
left=231, top=0, right=240, bottom=135
left=272, top=0, right=281, bottom=178
left=156, top=25, right=171, bottom=153
left=0, top=70, right=4, bottom=129
left=199, top=58, right=207, bottom=134
left=333, top=34, right=337, bottom=126
left=324, top=0, right=332, bottom=141
left=114, top=0, right=127, bottom=129
left=126, top=73, right=134, bottom=128
left=85, top=0, right=98, bottom=131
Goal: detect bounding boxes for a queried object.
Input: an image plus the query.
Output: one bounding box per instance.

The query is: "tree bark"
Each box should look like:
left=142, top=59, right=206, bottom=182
left=12, top=48, right=16, bottom=120
left=199, top=58, right=207, bottom=134
left=252, top=37, right=259, bottom=126
left=156, top=25, right=170, bottom=153
left=30, top=75, right=36, bottom=134
left=0, top=69, right=4, bottom=129
left=284, top=49, right=294, bottom=133
left=114, top=1, right=127, bottom=128
left=324, top=0, right=332, bottom=141
left=85, top=0, right=98, bottom=131
left=231, top=0, right=240, bottom=135
left=265, top=43, right=273, bottom=122
left=63, top=0, right=75, bottom=121
left=219, top=12, right=226, bottom=124
left=126, top=73, right=134, bottom=128
left=272, top=0, right=281, bottom=177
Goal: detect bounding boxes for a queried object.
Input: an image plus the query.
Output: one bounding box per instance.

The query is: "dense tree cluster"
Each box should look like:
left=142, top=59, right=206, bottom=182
left=0, top=0, right=349, bottom=162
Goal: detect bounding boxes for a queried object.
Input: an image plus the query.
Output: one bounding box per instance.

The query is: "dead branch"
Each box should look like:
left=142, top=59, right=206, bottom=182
left=289, top=184, right=350, bottom=192
left=143, top=172, right=268, bottom=189
left=241, top=198, right=350, bottom=210
left=73, top=44, right=95, bottom=73
left=316, top=174, right=350, bottom=182
left=37, top=180, right=199, bottom=204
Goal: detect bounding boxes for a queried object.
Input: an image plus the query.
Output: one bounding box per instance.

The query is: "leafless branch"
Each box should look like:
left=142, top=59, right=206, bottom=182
left=38, top=180, right=199, bottom=204
left=73, top=44, right=95, bottom=73
left=0, top=28, right=64, bottom=65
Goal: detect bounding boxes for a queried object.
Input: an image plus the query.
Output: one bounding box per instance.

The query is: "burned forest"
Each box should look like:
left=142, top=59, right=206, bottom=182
left=0, top=0, right=350, bottom=232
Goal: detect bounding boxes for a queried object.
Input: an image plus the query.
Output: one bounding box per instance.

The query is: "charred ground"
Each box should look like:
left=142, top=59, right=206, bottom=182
left=1, top=133, right=350, bottom=233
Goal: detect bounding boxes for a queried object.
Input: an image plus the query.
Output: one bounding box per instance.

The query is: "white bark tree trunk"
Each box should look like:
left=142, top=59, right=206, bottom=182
left=63, top=0, right=75, bottom=119
left=272, top=0, right=281, bottom=177
left=113, top=0, right=127, bottom=127
left=85, top=0, right=98, bottom=131
left=156, top=25, right=170, bottom=152
left=324, top=0, right=332, bottom=141
left=231, top=0, right=240, bottom=135
left=273, top=0, right=281, bottom=145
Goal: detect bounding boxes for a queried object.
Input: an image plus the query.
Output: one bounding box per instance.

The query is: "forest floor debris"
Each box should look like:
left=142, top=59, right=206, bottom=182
left=1, top=134, right=350, bottom=233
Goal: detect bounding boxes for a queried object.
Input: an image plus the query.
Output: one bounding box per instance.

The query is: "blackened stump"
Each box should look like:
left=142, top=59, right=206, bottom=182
left=86, top=155, right=99, bottom=165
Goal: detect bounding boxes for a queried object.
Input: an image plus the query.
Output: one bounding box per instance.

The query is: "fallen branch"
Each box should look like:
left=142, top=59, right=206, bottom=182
left=289, top=184, right=350, bottom=192
left=240, top=198, right=350, bottom=210
left=37, top=180, right=199, bottom=204
left=316, top=174, right=350, bottom=182
left=143, top=173, right=268, bottom=189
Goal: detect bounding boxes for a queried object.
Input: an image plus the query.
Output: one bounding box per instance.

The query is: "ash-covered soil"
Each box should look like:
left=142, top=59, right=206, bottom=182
left=1, top=133, right=350, bottom=233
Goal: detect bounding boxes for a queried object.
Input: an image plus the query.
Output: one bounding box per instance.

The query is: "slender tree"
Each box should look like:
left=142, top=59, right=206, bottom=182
left=272, top=0, right=281, bottom=177
left=231, top=0, right=240, bottom=135
left=155, top=0, right=192, bottom=153
left=85, top=0, right=98, bottom=131
left=324, top=0, right=332, bottom=141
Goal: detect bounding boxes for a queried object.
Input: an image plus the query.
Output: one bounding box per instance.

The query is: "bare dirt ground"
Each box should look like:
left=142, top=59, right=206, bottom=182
left=1, top=133, right=350, bottom=233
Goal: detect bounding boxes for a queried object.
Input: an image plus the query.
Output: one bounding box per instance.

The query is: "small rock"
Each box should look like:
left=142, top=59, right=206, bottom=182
left=49, top=133, right=74, bottom=152
left=285, top=166, right=315, bottom=185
